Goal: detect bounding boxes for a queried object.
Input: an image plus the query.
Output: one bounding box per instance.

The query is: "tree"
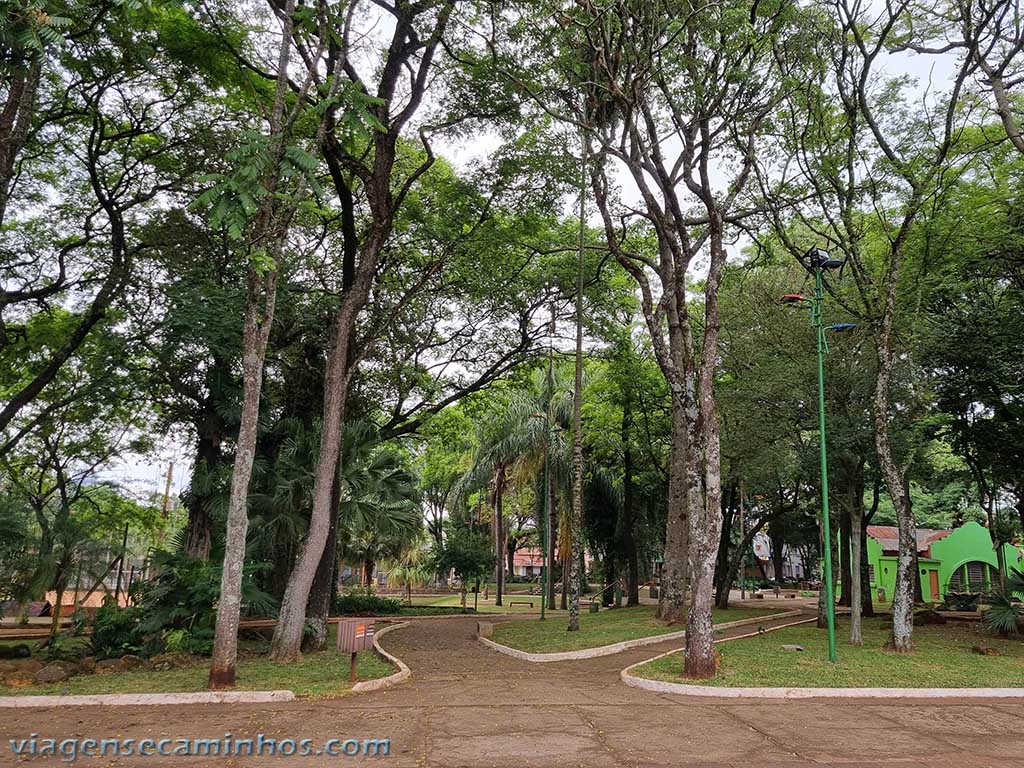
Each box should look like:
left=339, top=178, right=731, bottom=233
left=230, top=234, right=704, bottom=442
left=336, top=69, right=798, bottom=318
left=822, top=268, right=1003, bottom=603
left=433, top=524, right=495, bottom=608
left=205, top=0, right=340, bottom=685
left=760, top=0, right=979, bottom=651
left=533, top=0, right=806, bottom=676
left=269, top=0, right=461, bottom=663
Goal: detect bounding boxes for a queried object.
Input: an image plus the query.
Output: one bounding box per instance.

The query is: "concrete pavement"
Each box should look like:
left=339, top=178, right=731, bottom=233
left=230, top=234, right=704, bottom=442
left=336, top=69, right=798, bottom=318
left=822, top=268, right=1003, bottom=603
left=1, top=613, right=1021, bottom=766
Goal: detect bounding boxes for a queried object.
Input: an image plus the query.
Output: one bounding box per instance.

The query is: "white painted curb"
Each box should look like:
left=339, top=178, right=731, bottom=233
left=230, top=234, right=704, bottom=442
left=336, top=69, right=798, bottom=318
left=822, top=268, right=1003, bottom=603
left=352, top=622, right=410, bottom=693
left=479, top=610, right=803, bottom=662
left=620, top=618, right=1024, bottom=699
left=0, top=690, right=295, bottom=708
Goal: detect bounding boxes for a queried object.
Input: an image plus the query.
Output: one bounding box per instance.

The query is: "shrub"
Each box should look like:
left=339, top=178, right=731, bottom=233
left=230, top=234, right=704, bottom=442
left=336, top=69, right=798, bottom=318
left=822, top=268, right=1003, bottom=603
left=89, top=551, right=277, bottom=659
left=985, top=569, right=1024, bottom=637
left=985, top=596, right=1023, bottom=637
left=132, top=551, right=277, bottom=637
left=942, top=592, right=980, bottom=612
left=41, top=633, right=81, bottom=662
left=162, top=627, right=214, bottom=655
left=333, top=587, right=401, bottom=615
left=90, top=599, right=148, bottom=659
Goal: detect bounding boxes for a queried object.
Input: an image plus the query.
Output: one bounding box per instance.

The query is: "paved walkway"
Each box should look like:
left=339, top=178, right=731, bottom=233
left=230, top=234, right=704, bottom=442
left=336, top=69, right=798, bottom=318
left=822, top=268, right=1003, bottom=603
left=2, top=611, right=1022, bottom=766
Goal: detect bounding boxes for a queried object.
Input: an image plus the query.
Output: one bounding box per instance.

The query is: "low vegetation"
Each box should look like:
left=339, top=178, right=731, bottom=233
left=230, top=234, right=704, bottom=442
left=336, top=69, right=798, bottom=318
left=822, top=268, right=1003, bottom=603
left=491, top=605, right=779, bottom=654
left=634, top=618, right=1024, bottom=688
left=1, top=649, right=392, bottom=699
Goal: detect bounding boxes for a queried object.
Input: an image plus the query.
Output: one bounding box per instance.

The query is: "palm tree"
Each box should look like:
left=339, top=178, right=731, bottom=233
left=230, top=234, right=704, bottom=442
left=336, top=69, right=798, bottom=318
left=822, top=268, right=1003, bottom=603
left=337, top=441, right=422, bottom=587
left=461, top=368, right=574, bottom=610
left=384, top=536, right=434, bottom=605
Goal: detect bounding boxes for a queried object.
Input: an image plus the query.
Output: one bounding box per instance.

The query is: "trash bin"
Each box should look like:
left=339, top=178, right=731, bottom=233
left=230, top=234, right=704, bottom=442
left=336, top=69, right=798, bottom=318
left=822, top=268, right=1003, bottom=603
left=589, top=600, right=600, bottom=613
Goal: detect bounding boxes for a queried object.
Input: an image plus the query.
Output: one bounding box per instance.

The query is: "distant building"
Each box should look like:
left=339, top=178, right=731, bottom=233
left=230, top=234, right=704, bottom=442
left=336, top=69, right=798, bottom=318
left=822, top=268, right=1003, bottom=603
left=511, top=547, right=592, bottom=578
left=750, top=533, right=807, bottom=581
left=858, top=522, right=1024, bottom=602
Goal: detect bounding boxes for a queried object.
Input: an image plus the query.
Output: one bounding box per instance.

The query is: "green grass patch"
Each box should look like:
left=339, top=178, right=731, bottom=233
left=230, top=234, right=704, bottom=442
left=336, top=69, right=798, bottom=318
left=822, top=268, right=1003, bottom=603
left=2, top=622, right=395, bottom=699
left=634, top=616, right=1024, bottom=688
left=2, top=650, right=392, bottom=699
left=491, top=605, right=778, bottom=653
left=406, top=594, right=564, bottom=614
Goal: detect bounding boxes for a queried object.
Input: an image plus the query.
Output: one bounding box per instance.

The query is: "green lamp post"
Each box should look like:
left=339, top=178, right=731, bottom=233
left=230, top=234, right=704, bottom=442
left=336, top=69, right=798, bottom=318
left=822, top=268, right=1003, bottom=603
left=782, top=247, right=857, bottom=663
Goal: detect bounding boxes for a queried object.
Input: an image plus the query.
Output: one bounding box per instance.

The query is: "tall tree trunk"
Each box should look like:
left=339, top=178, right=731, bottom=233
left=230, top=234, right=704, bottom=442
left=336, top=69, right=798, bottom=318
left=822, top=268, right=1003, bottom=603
left=770, top=528, right=786, bottom=584
left=363, top=557, right=375, bottom=587
left=658, top=393, right=690, bottom=623
left=714, top=483, right=735, bottom=609
left=568, top=136, right=586, bottom=631
left=491, top=463, right=506, bottom=607
left=874, top=244, right=916, bottom=653
left=839, top=508, right=853, bottom=607
left=620, top=400, right=640, bottom=606
left=546, top=476, right=557, bottom=611
left=209, top=0, right=299, bottom=687
left=0, top=62, right=40, bottom=227
left=859, top=524, right=875, bottom=618
left=683, top=227, right=727, bottom=680
left=1015, top=484, right=1024, bottom=536
left=849, top=503, right=863, bottom=644
left=183, top=411, right=223, bottom=560
left=304, top=467, right=342, bottom=652
left=268, top=0, right=452, bottom=662
left=49, top=586, right=64, bottom=637
left=849, top=459, right=865, bottom=644
left=684, top=404, right=723, bottom=678
left=208, top=268, right=281, bottom=688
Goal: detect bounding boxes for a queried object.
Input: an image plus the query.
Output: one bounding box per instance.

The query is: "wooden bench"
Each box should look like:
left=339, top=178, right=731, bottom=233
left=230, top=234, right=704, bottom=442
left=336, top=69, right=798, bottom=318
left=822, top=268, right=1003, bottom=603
left=508, top=599, right=534, bottom=608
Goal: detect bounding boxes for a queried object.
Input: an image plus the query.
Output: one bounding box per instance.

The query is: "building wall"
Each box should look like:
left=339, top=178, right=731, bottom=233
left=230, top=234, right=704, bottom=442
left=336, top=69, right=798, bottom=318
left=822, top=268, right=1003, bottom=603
left=930, top=521, right=1024, bottom=593
left=862, top=522, right=1024, bottom=602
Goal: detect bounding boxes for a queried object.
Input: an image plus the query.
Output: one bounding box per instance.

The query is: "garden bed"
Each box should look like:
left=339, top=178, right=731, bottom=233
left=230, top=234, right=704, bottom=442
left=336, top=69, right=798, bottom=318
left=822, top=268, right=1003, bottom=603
left=632, top=617, right=1024, bottom=688
left=490, top=605, right=779, bottom=654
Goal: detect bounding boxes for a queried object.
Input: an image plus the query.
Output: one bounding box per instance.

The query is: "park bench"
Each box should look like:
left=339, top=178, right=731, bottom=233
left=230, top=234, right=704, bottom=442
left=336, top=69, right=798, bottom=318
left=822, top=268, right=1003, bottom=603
left=508, top=599, right=534, bottom=608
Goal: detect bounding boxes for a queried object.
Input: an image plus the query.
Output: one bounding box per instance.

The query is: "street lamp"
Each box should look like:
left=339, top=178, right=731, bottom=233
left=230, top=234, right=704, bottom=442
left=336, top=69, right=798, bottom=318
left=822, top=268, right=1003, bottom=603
left=781, top=247, right=857, bottom=663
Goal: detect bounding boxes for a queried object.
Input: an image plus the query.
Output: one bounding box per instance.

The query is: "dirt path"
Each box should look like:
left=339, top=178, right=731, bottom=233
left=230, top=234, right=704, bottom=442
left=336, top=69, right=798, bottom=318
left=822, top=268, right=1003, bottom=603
left=1, top=611, right=1021, bottom=767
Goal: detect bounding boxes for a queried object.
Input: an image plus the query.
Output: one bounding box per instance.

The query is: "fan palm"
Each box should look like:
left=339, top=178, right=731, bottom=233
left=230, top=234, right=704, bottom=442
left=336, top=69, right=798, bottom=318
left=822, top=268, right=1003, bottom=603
left=337, top=424, right=422, bottom=585
left=460, top=367, right=575, bottom=608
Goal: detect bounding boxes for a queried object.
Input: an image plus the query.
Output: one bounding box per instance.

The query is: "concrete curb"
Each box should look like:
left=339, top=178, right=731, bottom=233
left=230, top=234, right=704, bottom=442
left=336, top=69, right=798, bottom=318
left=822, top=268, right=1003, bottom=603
left=478, top=610, right=803, bottom=663
left=351, top=622, right=411, bottom=693
left=0, top=690, right=295, bottom=708
left=620, top=618, right=1024, bottom=699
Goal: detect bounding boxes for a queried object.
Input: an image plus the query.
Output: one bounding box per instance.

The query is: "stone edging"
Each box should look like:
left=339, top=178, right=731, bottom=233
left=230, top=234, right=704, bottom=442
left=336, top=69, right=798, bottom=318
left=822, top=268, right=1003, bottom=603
left=352, top=622, right=411, bottom=693
left=0, top=690, right=295, bottom=708
left=0, top=623, right=414, bottom=706
left=620, top=618, right=1024, bottom=699
left=478, top=609, right=804, bottom=662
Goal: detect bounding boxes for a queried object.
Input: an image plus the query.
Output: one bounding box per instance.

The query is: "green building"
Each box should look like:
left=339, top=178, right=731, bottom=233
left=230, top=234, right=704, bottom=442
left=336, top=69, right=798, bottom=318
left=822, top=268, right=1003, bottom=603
left=861, top=522, right=1024, bottom=603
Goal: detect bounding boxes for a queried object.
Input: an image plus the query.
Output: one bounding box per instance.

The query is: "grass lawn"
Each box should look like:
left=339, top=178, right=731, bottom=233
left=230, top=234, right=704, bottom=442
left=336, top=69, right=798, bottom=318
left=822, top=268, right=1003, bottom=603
left=2, top=650, right=392, bottom=699
left=407, top=594, right=564, bottom=614
left=1, top=622, right=395, bottom=699
left=634, top=616, right=1024, bottom=688
left=490, top=605, right=779, bottom=653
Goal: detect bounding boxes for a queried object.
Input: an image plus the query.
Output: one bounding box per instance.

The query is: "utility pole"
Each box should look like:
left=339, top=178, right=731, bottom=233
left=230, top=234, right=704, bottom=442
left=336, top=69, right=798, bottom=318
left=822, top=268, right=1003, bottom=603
left=812, top=258, right=838, bottom=663
left=782, top=247, right=855, bottom=663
